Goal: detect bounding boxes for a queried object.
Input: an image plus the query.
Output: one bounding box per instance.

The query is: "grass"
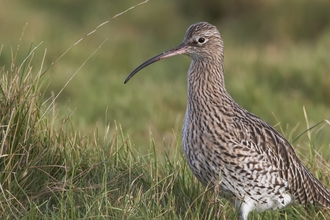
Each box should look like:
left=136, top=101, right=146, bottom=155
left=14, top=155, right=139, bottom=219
left=1, top=29, right=330, bottom=220
left=1, top=1, right=330, bottom=219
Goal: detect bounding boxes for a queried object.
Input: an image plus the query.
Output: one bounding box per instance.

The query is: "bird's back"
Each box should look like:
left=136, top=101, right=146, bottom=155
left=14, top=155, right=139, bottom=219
left=182, top=83, right=330, bottom=213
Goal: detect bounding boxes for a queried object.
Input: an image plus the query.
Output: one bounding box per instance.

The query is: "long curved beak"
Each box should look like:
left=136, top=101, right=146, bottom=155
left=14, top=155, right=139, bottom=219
left=124, top=43, right=187, bottom=84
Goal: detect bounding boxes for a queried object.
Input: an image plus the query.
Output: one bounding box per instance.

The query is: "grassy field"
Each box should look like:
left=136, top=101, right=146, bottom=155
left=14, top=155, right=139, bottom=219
left=1, top=0, right=330, bottom=219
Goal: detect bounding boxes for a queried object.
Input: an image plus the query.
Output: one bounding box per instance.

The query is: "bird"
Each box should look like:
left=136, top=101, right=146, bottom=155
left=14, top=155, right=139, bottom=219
left=124, top=22, right=330, bottom=220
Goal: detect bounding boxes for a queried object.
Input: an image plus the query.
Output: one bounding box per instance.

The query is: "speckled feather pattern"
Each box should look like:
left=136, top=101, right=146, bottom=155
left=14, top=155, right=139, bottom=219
left=181, top=22, right=330, bottom=219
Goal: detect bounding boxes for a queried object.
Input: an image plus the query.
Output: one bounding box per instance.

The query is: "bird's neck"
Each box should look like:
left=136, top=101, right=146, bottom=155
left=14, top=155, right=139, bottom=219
left=185, top=59, right=239, bottom=121
left=187, top=59, right=227, bottom=102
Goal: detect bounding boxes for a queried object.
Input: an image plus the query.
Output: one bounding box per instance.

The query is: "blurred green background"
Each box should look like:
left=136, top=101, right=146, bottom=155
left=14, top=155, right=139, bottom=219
left=1, top=0, right=330, bottom=154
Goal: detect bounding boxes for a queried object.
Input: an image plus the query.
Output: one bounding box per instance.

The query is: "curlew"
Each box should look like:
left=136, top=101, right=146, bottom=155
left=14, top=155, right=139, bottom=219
left=124, top=22, right=330, bottom=220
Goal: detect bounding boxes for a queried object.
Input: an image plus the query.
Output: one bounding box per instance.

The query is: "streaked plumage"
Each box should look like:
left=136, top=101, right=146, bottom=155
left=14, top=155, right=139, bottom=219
left=124, top=22, right=330, bottom=220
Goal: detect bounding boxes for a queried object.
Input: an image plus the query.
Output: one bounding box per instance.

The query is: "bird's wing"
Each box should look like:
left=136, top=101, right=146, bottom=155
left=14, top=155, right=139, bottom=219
left=235, top=111, right=303, bottom=172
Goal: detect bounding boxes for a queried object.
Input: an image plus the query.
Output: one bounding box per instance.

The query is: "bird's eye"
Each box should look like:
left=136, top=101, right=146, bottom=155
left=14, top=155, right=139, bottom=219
left=198, top=37, right=206, bottom=44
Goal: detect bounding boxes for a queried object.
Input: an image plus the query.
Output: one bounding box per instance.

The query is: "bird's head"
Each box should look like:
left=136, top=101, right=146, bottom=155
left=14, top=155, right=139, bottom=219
left=124, top=22, right=224, bottom=84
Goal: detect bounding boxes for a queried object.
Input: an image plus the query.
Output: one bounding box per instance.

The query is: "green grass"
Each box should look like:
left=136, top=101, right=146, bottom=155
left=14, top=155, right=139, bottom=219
left=1, top=1, right=330, bottom=219
left=1, top=48, right=330, bottom=220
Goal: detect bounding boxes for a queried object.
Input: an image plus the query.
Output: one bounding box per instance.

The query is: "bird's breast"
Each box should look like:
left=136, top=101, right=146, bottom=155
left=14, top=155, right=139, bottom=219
left=182, top=104, right=228, bottom=185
